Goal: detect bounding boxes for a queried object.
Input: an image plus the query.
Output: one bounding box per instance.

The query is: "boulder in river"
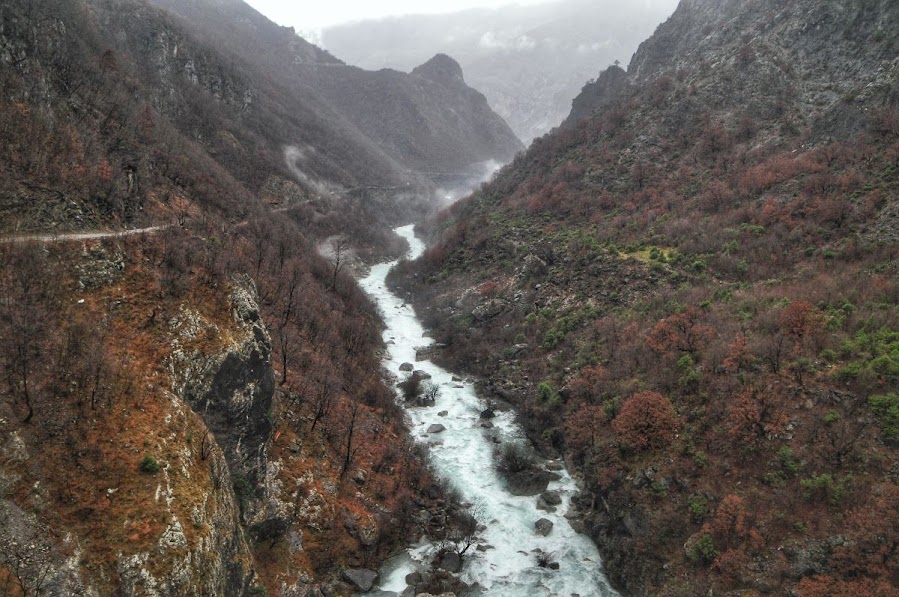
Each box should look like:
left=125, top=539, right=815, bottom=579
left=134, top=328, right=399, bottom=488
left=437, top=551, right=462, bottom=573
left=535, top=518, right=554, bottom=536
left=507, top=470, right=559, bottom=496
left=341, top=568, right=379, bottom=592
left=480, top=408, right=496, bottom=419
left=540, top=490, right=562, bottom=506
left=427, top=424, right=446, bottom=434
left=399, top=362, right=414, bottom=372
left=412, top=370, right=432, bottom=381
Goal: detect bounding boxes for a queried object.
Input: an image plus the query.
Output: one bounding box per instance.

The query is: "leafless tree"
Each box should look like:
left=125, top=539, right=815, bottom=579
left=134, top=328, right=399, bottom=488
left=308, top=380, right=335, bottom=433
left=330, top=237, right=349, bottom=291
left=341, top=401, right=361, bottom=477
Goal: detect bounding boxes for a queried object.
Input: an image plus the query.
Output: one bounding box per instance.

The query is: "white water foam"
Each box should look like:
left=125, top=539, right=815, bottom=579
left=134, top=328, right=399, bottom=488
left=358, top=225, right=618, bottom=597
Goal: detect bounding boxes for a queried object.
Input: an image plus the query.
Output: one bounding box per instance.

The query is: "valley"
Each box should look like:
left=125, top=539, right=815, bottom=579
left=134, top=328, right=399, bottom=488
left=1, top=0, right=897, bottom=595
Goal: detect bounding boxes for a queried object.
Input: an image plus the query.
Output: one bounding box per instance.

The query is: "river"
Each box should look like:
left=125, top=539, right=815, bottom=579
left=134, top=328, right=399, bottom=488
left=358, top=225, right=618, bottom=597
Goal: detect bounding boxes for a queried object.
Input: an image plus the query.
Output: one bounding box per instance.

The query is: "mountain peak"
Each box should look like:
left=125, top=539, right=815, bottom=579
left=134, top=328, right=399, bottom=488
left=412, top=53, right=465, bottom=84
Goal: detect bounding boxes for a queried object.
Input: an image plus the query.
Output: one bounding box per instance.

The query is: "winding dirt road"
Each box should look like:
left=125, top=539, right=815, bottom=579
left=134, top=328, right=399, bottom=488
left=0, top=225, right=170, bottom=244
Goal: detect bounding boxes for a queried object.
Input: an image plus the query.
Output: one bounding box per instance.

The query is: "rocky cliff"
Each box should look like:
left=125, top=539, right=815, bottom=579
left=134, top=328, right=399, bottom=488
left=170, top=276, right=280, bottom=537
left=570, top=0, right=898, bottom=140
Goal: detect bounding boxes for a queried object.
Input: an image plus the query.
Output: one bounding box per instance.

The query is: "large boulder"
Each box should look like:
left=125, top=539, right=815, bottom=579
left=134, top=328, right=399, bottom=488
left=540, top=490, right=562, bottom=506
left=437, top=551, right=462, bottom=573
left=535, top=518, right=554, bottom=536
left=472, top=299, right=506, bottom=321
left=427, top=424, right=446, bottom=434
left=506, top=470, right=560, bottom=496
left=341, top=568, right=379, bottom=592
left=174, top=278, right=275, bottom=494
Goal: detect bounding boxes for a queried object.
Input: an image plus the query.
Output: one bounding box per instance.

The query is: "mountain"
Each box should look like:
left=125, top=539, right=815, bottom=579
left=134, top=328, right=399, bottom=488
left=0, top=0, right=501, bottom=593
left=322, top=0, right=679, bottom=143
left=0, top=0, right=520, bottom=234
left=146, top=0, right=523, bottom=178
left=390, top=0, right=899, bottom=593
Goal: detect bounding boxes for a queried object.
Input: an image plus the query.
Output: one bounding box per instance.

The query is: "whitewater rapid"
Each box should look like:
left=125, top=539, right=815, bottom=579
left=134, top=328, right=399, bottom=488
left=358, top=225, right=617, bottom=597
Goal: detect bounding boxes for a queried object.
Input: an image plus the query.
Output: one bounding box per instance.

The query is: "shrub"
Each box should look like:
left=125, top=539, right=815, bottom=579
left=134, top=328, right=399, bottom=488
left=495, top=442, right=535, bottom=474
left=613, top=391, right=678, bottom=450
left=139, top=455, right=160, bottom=474
left=776, top=446, right=800, bottom=477
left=537, top=381, right=560, bottom=406
left=398, top=376, right=422, bottom=401
left=868, top=392, right=899, bottom=441
left=478, top=280, right=499, bottom=297
left=800, top=473, right=851, bottom=506
left=689, top=495, right=709, bottom=523
left=688, top=534, right=718, bottom=564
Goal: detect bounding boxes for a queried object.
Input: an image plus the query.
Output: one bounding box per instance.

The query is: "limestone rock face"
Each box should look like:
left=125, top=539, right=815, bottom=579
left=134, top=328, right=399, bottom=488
left=174, top=275, right=274, bottom=497
left=117, top=443, right=255, bottom=597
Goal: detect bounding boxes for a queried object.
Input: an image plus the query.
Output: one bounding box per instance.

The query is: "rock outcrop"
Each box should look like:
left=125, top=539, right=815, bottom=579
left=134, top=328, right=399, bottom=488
left=171, top=275, right=279, bottom=535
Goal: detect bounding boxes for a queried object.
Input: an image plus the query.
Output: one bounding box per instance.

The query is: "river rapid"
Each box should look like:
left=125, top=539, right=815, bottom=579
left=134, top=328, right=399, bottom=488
left=358, top=225, right=618, bottom=597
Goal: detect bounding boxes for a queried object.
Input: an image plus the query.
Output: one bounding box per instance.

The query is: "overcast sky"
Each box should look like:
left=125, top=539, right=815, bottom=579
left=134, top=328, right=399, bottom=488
left=244, top=0, right=556, bottom=32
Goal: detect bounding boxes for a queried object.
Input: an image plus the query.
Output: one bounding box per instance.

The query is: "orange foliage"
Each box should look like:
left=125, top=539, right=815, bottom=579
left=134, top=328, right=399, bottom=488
left=778, top=301, right=825, bottom=350
left=646, top=307, right=712, bottom=356
left=565, top=402, right=607, bottom=464
left=711, top=495, right=749, bottom=543
left=569, top=365, right=611, bottom=401
left=725, top=386, right=787, bottom=446
left=722, top=334, right=752, bottom=372
left=612, top=391, right=678, bottom=450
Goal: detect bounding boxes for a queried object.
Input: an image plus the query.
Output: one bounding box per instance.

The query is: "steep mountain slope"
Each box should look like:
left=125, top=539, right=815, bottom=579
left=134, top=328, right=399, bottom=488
left=0, top=0, right=399, bottom=233
left=146, top=0, right=523, bottom=179
left=0, top=0, right=521, bottom=234
left=0, top=0, right=487, bottom=593
left=391, top=0, right=899, bottom=593
left=322, top=0, right=679, bottom=143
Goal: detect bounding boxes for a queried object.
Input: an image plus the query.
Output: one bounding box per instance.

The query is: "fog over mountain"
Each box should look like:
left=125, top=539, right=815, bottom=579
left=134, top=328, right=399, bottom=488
left=322, top=0, right=679, bottom=143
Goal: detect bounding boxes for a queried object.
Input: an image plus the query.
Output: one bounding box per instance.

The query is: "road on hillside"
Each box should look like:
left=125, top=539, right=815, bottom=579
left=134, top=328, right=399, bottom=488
left=0, top=225, right=170, bottom=244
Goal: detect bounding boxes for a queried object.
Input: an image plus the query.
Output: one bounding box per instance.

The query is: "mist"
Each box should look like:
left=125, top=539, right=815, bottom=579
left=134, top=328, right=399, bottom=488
left=322, top=0, right=679, bottom=142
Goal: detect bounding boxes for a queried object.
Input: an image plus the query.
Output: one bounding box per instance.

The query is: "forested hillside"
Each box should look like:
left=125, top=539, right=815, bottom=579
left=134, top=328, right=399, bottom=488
left=390, top=0, right=899, bottom=593
left=0, top=0, right=512, bottom=593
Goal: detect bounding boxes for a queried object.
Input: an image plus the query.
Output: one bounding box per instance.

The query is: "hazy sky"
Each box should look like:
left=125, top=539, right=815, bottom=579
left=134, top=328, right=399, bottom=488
left=244, top=0, right=555, bottom=32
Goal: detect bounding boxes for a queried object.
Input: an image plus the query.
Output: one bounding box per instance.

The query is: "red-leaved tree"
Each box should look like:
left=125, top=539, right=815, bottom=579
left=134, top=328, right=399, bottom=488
left=612, top=391, right=678, bottom=450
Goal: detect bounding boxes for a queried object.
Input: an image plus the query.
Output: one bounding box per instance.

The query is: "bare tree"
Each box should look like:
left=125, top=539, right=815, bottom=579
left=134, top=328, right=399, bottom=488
left=330, top=237, right=349, bottom=290
left=341, top=401, right=361, bottom=477
left=199, top=430, right=213, bottom=461
left=445, top=501, right=484, bottom=559
left=0, top=245, right=58, bottom=424
left=421, top=381, right=440, bottom=406
left=308, top=380, right=335, bottom=433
